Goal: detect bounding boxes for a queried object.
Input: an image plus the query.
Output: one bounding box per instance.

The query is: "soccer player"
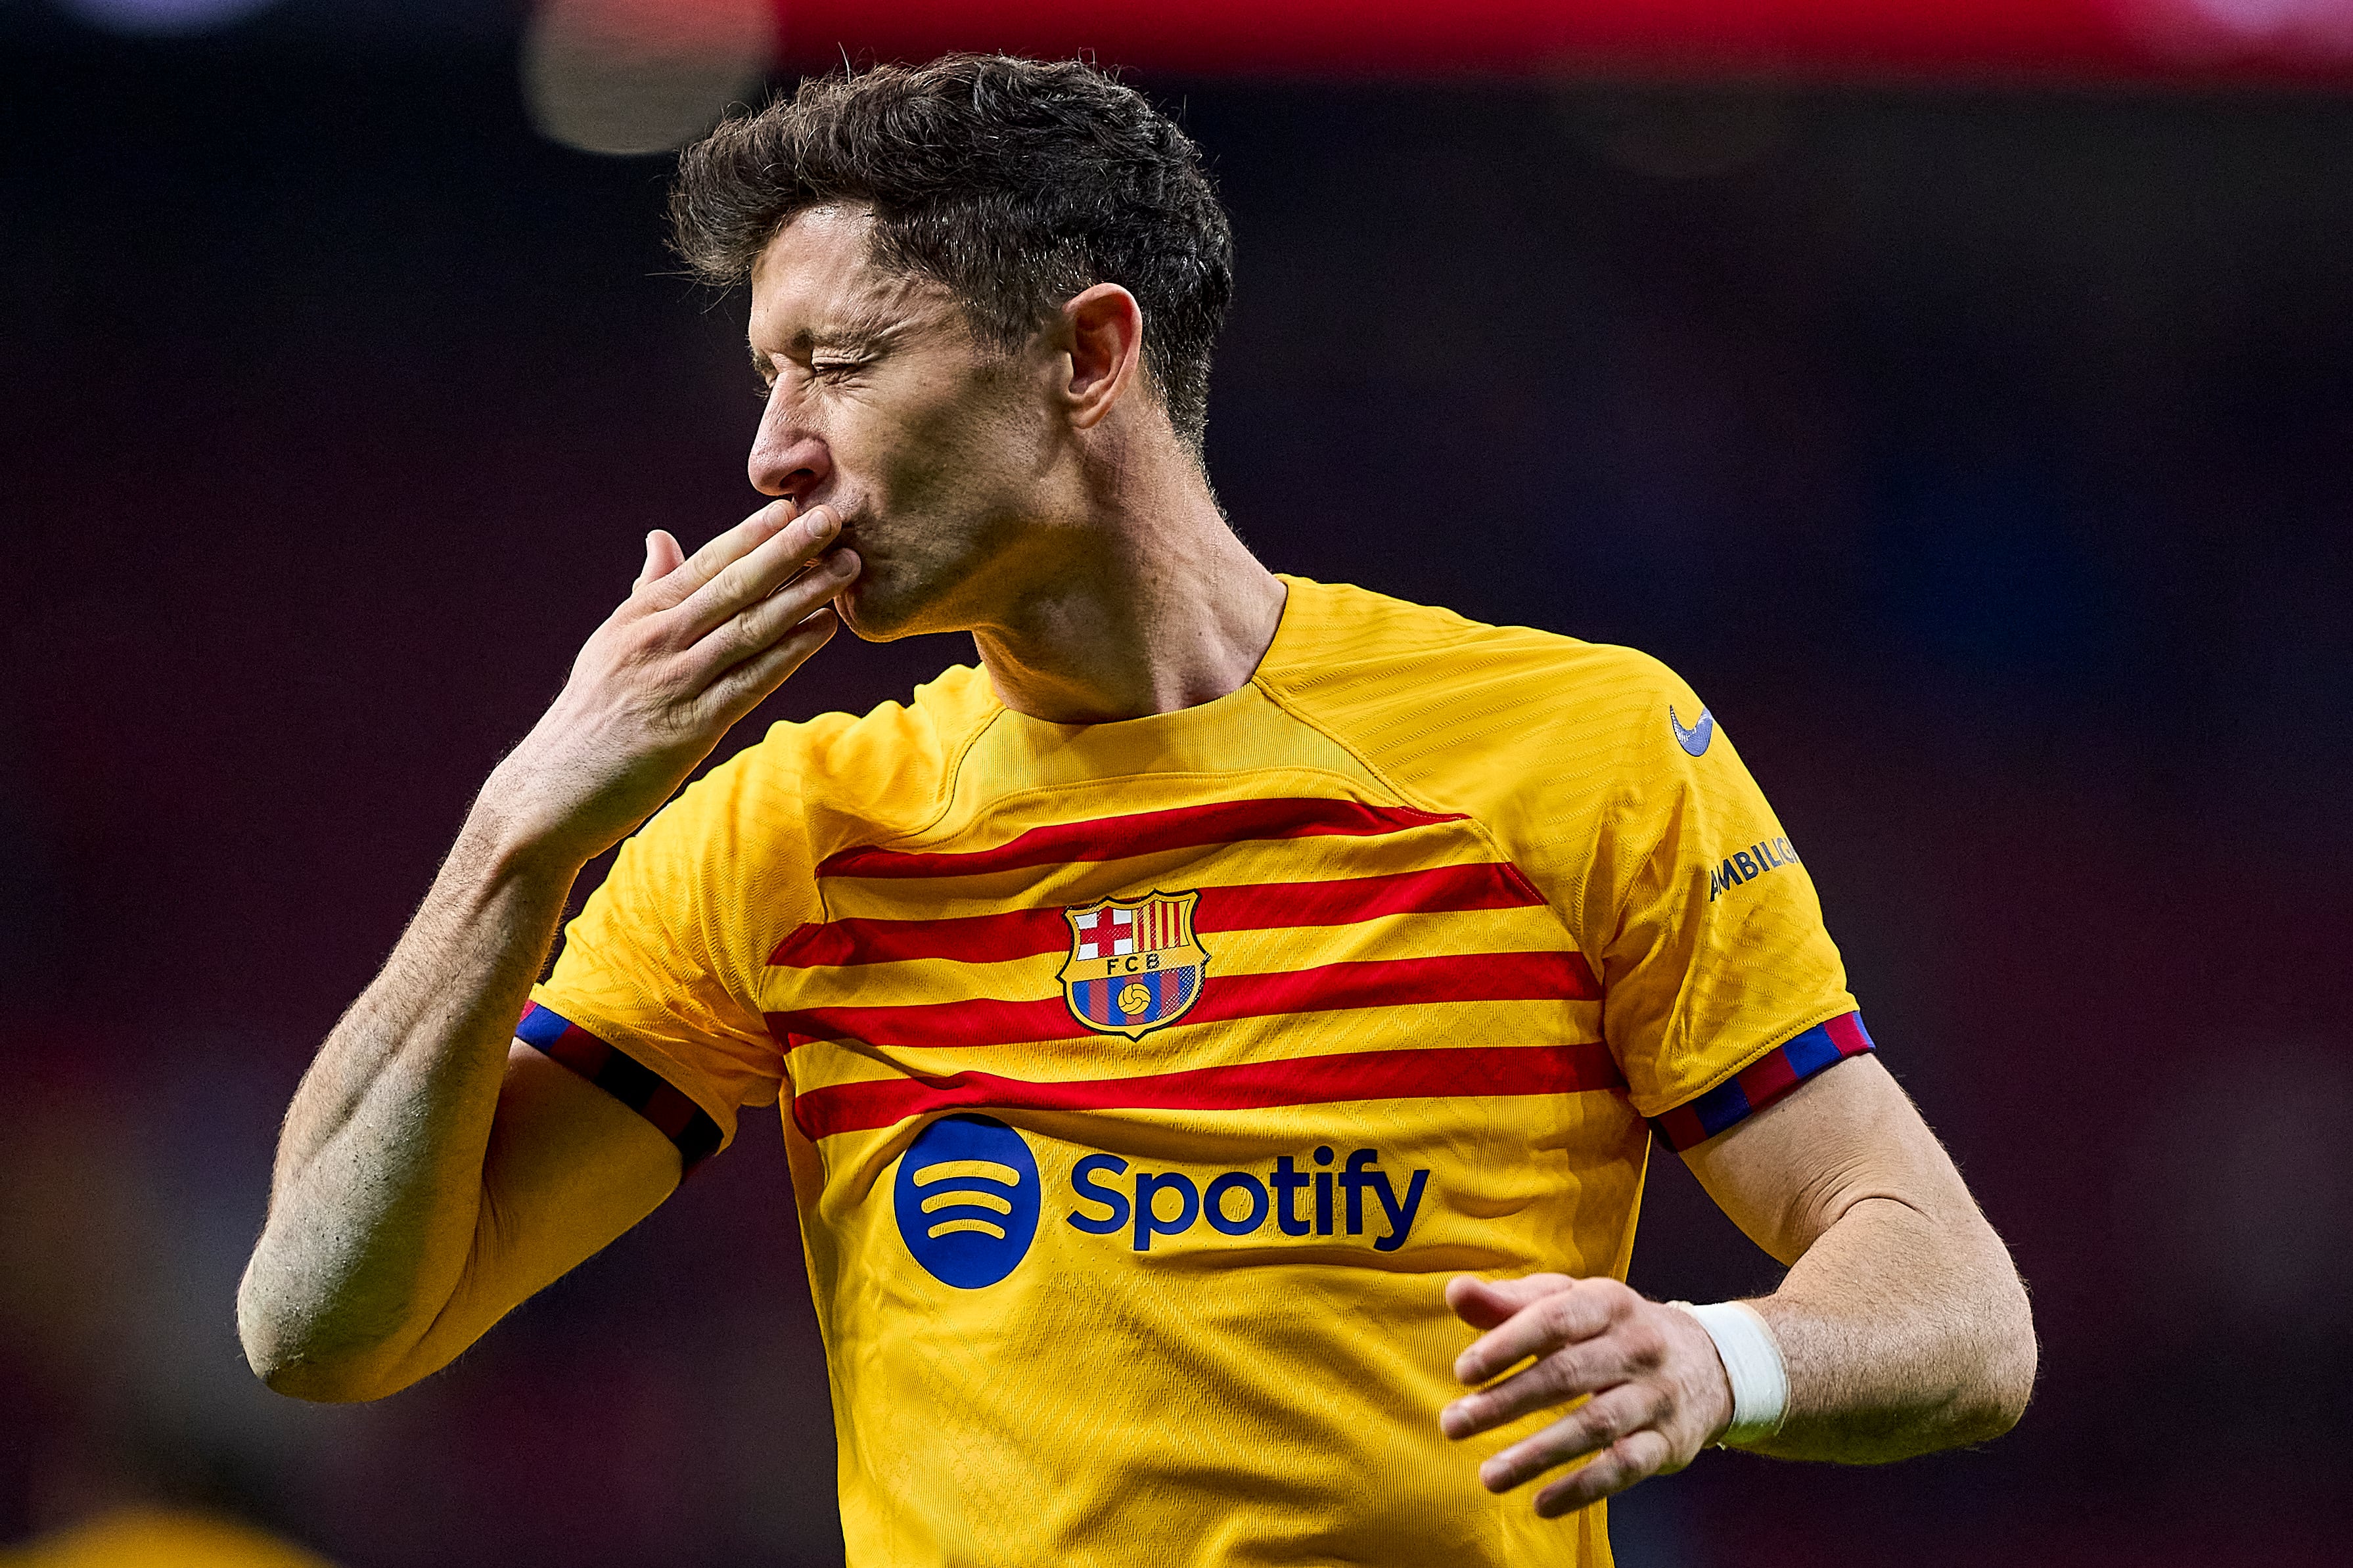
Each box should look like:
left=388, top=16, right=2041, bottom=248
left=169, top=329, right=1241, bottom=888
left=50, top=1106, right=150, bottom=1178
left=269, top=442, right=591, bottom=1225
left=237, top=55, right=2035, bottom=1565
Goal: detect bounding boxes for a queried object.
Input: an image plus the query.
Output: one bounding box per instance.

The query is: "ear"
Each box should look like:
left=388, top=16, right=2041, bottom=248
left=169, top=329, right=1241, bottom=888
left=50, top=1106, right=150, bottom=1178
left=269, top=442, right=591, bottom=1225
left=1059, top=282, right=1145, bottom=432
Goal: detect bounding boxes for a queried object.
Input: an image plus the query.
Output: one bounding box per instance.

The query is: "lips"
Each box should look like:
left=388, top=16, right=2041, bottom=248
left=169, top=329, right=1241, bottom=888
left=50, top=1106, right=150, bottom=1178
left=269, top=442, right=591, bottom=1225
left=832, top=516, right=877, bottom=568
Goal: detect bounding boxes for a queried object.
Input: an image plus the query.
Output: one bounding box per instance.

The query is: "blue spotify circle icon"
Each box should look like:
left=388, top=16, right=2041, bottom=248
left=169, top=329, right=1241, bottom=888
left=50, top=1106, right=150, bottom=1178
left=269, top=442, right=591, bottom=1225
left=893, top=1114, right=1041, bottom=1288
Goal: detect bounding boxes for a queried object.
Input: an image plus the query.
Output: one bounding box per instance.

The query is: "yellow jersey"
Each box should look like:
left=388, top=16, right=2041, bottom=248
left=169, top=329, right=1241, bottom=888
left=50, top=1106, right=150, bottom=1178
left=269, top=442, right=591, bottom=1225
left=526, top=575, right=1867, bottom=1567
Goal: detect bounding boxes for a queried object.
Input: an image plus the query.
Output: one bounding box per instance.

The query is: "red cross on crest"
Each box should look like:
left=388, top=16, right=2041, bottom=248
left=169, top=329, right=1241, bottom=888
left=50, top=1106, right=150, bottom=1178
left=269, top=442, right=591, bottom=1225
left=1074, top=906, right=1134, bottom=960
left=1057, top=890, right=1209, bottom=1041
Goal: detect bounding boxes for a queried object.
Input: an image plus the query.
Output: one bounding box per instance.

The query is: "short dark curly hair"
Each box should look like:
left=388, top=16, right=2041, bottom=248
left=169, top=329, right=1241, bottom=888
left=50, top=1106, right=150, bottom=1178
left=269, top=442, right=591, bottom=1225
left=670, top=54, right=1235, bottom=454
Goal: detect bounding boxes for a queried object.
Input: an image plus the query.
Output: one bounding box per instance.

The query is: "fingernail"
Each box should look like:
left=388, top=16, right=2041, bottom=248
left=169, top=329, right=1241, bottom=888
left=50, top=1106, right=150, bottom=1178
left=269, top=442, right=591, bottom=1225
left=829, top=550, right=858, bottom=577
left=808, top=506, right=836, bottom=539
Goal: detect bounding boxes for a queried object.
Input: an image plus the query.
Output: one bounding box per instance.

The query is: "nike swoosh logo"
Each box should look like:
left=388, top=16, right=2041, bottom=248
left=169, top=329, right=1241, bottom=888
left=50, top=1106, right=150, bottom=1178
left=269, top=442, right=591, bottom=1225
left=1669, top=704, right=1715, bottom=757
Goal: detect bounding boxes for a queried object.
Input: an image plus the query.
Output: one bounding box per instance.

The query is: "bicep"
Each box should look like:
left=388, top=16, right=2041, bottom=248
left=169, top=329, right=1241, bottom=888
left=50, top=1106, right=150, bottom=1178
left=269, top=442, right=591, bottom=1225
left=1679, top=1054, right=1982, bottom=1267
left=393, top=1042, right=681, bottom=1381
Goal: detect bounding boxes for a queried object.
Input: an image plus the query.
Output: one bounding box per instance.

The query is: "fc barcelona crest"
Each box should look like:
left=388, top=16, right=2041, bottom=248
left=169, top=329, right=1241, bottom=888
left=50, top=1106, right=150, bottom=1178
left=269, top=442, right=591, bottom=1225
left=1059, top=890, right=1211, bottom=1040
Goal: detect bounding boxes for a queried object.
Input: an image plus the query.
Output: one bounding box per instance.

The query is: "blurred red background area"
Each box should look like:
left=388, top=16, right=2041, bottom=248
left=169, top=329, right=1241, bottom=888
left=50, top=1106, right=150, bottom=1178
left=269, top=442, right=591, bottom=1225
left=751, top=0, right=2353, bottom=81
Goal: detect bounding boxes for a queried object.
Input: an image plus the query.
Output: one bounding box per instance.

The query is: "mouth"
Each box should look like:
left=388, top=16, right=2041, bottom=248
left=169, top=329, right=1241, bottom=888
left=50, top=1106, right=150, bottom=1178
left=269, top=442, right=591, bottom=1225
left=804, top=490, right=856, bottom=539
left=831, top=512, right=876, bottom=566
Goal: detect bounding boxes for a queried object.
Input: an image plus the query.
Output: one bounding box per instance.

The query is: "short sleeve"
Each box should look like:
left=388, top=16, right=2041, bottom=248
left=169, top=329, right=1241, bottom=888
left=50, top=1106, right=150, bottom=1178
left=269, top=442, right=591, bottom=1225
left=529, top=746, right=813, bottom=1154
left=1576, top=671, right=1861, bottom=1128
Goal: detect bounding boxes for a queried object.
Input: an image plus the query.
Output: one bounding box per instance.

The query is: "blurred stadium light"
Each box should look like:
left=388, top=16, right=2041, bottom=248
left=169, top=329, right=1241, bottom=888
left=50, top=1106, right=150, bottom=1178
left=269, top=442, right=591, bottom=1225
left=41, top=0, right=2353, bottom=152
left=514, top=0, right=2353, bottom=87
left=53, top=0, right=286, bottom=37
left=2133, top=0, right=2353, bottom=60
left=39, top=0, right=2353, bottom=79
left=751, top=0, right=2353, bottom=78
left=524, top=0, right=774, bottom=156
left=497, top=0, right=2353, bottom=156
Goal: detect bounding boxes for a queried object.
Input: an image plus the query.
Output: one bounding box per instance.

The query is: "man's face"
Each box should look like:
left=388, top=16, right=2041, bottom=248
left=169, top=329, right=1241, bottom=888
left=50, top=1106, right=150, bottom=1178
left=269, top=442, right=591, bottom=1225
left=745, top=204, right=1056, bottom=640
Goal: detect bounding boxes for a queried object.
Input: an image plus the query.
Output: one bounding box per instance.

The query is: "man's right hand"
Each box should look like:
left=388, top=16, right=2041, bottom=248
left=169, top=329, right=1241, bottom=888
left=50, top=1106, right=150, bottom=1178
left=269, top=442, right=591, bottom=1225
left=237, top=499, right=856, bottom=1402
left=480, top=499, right=859, bottom=868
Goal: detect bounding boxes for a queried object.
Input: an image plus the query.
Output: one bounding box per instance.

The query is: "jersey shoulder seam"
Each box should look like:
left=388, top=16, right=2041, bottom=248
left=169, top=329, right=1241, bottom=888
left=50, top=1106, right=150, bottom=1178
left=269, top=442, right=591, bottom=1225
left=1649, top=998, right=1861, bottom=1123
left=1254, top=589, right=1687, bottom=959
left=1251, top=668, right=1590, bottom=955
left=809, top=700, right=1011, bottom=907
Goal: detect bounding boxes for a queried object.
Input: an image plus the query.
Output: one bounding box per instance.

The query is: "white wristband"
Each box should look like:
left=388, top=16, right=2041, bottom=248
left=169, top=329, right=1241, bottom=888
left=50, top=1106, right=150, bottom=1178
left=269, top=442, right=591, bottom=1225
left=1666, top=1300, right=1788, bottom=1448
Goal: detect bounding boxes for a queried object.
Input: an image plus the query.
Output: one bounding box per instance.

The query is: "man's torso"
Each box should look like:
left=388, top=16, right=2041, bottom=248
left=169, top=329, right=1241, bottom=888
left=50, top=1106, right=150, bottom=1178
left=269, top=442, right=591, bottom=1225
left=532, top=576, right=1856, bottom=1567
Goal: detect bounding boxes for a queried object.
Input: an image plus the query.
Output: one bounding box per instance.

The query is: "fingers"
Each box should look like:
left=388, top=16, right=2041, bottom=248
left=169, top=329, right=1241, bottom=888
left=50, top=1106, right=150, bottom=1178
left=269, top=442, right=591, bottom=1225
left=1476, top=1380, right=1670, bottom=1494
left=697, top=605, right=841, bottom=721
left=1439, top=1276, right=1715, bottom=1519
left=1446, top=1272, right=1579, bottom=1333
left=635, top=529, right=685, bottom=593
left=1440, top=1312, right=1665, bottom=1440
left=1530, top=1429, right=1674, bottom=1518
left=588, top=500, right=852, bottom=739
left=1450, top=1276, right=1632, bottom=1386
left=672, top=504, right=843, bottom=636
left=639, top=497, right=801, bottom=612
left=684, top=543, right=859, bottom=685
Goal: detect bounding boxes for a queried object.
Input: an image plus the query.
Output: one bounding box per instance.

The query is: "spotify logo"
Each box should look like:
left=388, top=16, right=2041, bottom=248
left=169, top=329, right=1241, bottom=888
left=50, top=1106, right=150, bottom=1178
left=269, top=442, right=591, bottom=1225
left=892, top=1114, right=1041, bottom=1288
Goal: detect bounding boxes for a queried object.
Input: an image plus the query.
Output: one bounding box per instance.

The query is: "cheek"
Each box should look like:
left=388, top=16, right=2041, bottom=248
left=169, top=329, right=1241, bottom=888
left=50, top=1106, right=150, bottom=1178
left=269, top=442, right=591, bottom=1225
left=873, top=401, right=1017, bottom=515
left=840, top=351, right=1048, bottom=528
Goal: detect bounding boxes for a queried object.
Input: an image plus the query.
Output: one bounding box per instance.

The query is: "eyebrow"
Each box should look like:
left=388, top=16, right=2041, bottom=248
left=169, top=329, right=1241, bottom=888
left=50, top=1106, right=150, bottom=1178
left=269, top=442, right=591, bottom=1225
left=748, top=309, right=903, bottom=380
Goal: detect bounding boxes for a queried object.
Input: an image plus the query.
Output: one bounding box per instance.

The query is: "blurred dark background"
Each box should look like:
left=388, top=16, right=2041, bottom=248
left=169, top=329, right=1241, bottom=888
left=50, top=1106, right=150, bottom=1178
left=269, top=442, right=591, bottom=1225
left=4, top=0, right=2350, bottom=1564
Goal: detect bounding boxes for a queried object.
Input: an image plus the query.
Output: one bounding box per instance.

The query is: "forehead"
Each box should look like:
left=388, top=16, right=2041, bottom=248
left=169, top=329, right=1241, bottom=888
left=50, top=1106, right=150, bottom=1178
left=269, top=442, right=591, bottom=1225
left=747, top=203, right=959, bottom=350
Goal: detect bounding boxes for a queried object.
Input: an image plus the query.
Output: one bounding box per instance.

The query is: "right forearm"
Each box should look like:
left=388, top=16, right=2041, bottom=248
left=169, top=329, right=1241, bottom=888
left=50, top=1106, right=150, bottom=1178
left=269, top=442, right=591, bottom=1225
left=240, top=501, right=853, bottom=1400
left=238, top=788, right=582, bottom=1397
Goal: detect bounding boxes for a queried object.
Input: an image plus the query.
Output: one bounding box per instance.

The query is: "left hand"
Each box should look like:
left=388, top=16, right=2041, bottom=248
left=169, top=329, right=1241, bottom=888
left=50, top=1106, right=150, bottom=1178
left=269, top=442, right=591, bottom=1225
left=1438, top=1274, right=1735, bottom=1517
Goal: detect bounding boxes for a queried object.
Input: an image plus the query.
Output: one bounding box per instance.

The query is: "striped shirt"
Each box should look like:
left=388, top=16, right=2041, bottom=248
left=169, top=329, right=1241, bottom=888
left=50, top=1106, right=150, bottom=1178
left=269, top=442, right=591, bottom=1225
left=528, top=575, right=1865, bottom=1568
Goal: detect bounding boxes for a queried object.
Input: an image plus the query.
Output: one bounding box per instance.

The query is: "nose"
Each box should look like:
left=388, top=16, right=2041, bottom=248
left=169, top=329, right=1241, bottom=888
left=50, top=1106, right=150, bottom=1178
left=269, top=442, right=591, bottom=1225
left=747, top=386, right=833, bottom=504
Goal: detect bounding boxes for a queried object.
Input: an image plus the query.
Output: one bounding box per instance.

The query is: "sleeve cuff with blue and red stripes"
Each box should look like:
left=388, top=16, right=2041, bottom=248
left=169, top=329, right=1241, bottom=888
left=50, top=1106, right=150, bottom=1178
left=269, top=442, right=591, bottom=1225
left=1649, top=1011, right=1875, bottom=1152
left=516, top=1002, right=725, bottom=1173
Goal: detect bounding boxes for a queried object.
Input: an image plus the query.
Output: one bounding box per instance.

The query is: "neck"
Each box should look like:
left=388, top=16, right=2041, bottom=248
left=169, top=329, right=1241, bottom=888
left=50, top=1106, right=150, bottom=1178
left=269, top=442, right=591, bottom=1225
left=972, top=451, right=1287, bottom=725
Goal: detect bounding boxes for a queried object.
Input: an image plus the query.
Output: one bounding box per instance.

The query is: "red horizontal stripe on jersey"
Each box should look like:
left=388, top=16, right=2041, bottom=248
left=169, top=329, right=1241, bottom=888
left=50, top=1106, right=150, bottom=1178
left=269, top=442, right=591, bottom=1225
left=775, top=993, right=1069, bottom=1050
left=814, top=797, right=1467, bottom=880
left=767, top=950, right=1601, bottom=1048
left=1197, top=861, right=1545, bottom=932
left=767, top=862, right=1547, bottom=968
left=790, top=1041, right=1626, bottom=1140
left=770, top=908, right=1068, bottom=968
left=1204, top=951, right=1598, bottom=1015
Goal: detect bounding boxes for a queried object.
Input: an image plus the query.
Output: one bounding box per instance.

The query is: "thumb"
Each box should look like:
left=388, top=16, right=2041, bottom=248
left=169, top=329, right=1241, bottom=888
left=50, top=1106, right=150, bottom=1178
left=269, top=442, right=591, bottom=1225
left=635, top=528, right=685, bottom=592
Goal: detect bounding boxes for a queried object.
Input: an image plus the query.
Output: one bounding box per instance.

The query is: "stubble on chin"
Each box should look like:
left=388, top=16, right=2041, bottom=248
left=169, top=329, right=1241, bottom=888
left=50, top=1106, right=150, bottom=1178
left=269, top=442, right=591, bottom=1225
left=833, top=505, right=1020, bottom=642
left=831, top=555, right=937, bottom=642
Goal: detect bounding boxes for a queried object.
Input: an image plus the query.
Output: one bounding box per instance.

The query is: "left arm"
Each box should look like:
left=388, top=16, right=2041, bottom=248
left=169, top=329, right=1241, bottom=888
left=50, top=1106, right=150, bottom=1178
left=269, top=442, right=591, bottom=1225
left=1438, top=1054, right=2036, bottom=1515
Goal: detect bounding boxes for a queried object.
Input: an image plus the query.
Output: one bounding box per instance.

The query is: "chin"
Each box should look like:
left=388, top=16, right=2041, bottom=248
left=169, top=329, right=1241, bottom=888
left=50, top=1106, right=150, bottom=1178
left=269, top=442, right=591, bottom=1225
left=836, top=564, right=948, bottom=642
